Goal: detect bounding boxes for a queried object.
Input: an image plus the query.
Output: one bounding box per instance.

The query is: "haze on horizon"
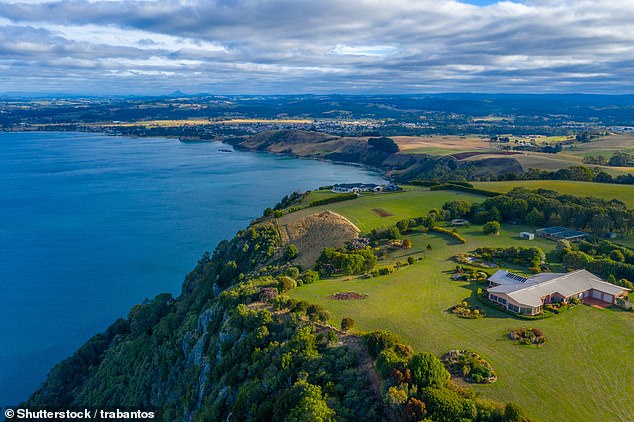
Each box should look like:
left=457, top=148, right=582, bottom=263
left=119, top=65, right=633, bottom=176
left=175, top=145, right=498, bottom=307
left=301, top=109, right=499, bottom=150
left=1, top=0, right=634, bottom=96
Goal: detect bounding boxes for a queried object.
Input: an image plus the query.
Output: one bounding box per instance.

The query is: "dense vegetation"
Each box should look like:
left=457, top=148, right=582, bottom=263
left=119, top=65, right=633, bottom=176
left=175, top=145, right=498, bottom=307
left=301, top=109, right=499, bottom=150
left=26, top=224, right=384, bottom=420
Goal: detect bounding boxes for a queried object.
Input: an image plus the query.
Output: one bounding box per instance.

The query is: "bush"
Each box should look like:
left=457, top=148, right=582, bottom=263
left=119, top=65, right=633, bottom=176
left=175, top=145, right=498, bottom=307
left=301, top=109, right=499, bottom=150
left=407, top=352, right=450, bottom=389
left=483, top=221, right=501, bottom=235
left=340, top=317, right=355, bottom=331
left=285, top=244, right=299, bottom=260
left=407, top=256, right=415, bottom=265
left=364, top=330, right=400, bottom=358
left=277, top=275, right=297, bottom=292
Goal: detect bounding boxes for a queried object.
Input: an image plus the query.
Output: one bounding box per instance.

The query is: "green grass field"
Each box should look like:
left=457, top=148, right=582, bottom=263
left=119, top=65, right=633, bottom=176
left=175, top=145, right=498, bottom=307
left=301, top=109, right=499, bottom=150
left=472, top=180, right=634, bottom=208
left=287, top=194, right=634, bottom=422
left=287, top=188, right=486, bottom=233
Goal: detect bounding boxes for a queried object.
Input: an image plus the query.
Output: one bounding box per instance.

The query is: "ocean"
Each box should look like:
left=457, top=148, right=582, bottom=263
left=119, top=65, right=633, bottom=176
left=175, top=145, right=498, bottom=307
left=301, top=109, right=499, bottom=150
left=0, top=131, right=385, bottom=406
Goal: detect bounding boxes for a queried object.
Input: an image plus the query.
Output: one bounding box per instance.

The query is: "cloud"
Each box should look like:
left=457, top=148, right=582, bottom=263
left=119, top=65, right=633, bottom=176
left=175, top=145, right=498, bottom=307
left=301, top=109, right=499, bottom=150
left=0, top=0, right=633, bottom=94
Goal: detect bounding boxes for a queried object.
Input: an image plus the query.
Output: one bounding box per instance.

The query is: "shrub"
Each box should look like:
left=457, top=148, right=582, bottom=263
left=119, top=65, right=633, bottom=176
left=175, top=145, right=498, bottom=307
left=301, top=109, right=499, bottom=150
left=285, top=244, right=299, bottom=260
left=277, top=275, right=297, bottom=292
left=407, top=352, right=450, bottom=389
left=483, top=221, right=501, bottom=235
left=364, top=330, right=400, bottom=358
left=340, top=317, right=355, bottom=331
left=299, top=270, right=319, bottom=285
left=509, top=327, right=545, bottom=345
left=407, top=256, right=415, bottom=265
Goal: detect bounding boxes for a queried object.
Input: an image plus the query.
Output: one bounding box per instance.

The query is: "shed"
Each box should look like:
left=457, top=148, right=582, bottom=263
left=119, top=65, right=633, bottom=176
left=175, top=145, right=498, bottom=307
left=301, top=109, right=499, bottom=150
left=520, top=232, right=535, bottom=240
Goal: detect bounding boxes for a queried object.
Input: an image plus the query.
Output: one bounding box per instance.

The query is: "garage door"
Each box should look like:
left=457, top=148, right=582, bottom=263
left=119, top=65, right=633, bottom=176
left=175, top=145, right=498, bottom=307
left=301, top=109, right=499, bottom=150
left=603, top=294, right=613, bottom=303
left=592, top=290, right=602, bottom=299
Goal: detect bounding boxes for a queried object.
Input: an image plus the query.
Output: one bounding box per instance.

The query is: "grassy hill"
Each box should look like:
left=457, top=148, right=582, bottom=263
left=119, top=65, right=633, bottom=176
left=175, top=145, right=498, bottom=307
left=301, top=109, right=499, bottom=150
left=287, top=190, right=634, bottom=422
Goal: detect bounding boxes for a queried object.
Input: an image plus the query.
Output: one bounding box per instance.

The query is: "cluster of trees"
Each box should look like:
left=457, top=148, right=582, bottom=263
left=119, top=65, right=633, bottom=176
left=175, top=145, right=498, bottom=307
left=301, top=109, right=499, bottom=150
left=364, top=330, right=534, bottom=422
left=559, top=240, right=634, bottom=287
left=583, top=152, right=634, bottom=167
left=368, top=136, right=400, bottom=153
left=315, top=246, right=378, bottom=276
left=446, top=188, right=634, bottom=238
left=492, top=165, right=634, bottom=185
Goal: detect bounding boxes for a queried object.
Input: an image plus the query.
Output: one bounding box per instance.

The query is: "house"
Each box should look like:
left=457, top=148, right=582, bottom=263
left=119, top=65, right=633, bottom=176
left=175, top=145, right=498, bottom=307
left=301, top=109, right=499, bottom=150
left=520, top=232, right=534, bottom=240
left=331, top=183, right=397, bottom=193
left=536, top=226, right=588, bottom=241
left=487, top=269, right=629, bottom=315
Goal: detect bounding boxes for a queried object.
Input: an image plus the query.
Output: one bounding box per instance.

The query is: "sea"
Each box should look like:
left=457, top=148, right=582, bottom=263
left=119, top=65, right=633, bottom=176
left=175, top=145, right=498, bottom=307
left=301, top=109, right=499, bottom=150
left=0, top=131, right=386, bottom=406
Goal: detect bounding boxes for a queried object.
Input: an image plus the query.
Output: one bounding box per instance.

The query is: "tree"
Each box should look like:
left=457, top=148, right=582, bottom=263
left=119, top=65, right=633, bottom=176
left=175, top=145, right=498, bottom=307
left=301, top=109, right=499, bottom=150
left=504, top=402, right=533, bottom=422
left=524, top=208, right=544, bottom=226
left=286, top=381, right=335, bottom=422
left=402, top=239, right=413, bottom=249
left=443, top=200, right=472, bottom=219
left=483, top=221, right=501, bottom=235
left=285, top=244, right=299, bottom=260
left=426, top=243, right=433, bottom=251
left=341, top=317, right=355, bottom=331
left=404, top=398, right=427, bottom=421
left=407, top=352, right=450, bottom=389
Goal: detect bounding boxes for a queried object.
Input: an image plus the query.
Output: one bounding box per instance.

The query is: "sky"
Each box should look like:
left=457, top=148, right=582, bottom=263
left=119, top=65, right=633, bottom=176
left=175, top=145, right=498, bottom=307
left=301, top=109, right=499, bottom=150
left=1, top=0, right=634, bottom=95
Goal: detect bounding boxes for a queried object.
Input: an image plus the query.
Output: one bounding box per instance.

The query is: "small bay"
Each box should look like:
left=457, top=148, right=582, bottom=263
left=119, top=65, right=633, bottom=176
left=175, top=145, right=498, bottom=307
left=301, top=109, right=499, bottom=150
left=0, top=131, right=385, bottom=405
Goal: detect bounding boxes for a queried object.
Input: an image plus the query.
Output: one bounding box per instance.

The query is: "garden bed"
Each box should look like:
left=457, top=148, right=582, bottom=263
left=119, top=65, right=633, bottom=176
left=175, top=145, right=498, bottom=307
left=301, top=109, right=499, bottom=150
left=451, top=301, right=486, bottom=318
left=509, top=327, right=546, bottom=345
left=330, top=292, right=368, bottom=300
left=443, top=350, right=497, bottom=384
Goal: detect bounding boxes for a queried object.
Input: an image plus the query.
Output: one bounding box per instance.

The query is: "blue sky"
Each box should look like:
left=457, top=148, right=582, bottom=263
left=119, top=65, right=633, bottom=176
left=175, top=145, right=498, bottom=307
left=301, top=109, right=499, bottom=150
left=1, top=0, right=633, bottom=95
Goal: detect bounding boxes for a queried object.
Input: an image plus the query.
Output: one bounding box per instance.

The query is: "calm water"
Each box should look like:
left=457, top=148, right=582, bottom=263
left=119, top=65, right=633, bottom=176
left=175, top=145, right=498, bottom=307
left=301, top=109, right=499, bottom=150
left=0, top=132, right=385, bottom=405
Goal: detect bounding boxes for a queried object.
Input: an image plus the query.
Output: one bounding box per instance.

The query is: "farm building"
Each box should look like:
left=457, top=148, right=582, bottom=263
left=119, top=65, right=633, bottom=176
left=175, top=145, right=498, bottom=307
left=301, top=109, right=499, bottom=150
left=487, top=269, right=629, bottom=315
left=520, top=232, right=534, bottom=240
left=536, top=226, right=589, bottom=241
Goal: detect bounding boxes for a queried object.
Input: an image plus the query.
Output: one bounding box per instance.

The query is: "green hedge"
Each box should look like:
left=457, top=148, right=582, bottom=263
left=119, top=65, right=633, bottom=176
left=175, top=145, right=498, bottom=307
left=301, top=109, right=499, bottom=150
left=309, top=193, right=357, bottom=207
left=430, top=184, right=500, bottom=197
left=431, top=226, right=467, bottom=243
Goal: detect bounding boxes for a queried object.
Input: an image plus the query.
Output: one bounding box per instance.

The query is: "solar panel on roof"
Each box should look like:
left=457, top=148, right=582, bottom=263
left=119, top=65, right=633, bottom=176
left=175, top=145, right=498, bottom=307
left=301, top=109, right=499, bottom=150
left=505, top=273, right=528, bottom=283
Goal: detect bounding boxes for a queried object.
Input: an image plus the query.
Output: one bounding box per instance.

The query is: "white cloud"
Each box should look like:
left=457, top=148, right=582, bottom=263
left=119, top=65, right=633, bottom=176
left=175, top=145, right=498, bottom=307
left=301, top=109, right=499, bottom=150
left=0, top=0, right=633, bottom=94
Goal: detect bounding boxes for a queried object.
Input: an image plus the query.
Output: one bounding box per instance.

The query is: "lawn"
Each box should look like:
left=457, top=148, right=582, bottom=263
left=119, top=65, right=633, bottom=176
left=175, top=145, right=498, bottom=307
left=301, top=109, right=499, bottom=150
left=472, top=180, right=634, bottom=208
left=284, top=187, right=486, bottom=233
left=288, top=196, right=634, bottom=421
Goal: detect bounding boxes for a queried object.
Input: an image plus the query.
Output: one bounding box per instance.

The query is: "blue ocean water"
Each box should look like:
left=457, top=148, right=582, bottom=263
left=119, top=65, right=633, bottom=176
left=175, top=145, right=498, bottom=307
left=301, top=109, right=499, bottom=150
left=0, top=131, right=385, bottom=406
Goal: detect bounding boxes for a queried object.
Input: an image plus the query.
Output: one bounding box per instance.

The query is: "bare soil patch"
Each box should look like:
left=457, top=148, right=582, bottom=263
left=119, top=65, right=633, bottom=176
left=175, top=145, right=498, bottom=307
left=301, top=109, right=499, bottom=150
left=371, top=208, right=393, bottom=217
left=330, top=292, right=368, bottom=300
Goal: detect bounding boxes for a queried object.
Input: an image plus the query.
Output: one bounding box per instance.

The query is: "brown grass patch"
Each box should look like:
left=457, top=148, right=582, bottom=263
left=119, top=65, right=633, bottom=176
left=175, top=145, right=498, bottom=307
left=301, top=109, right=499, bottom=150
left=392, top=135, right=492, bottom=152
left=280, top=210, right=360, bottom=268
left=371, top=208, right=393, bottom=217
left=330, top=292, right=368, bottom=300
